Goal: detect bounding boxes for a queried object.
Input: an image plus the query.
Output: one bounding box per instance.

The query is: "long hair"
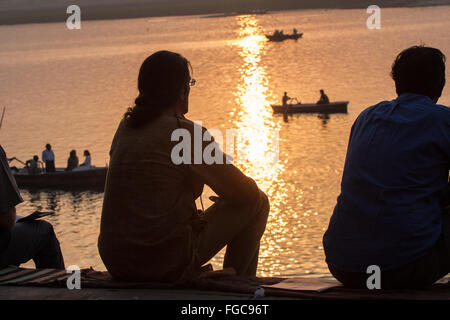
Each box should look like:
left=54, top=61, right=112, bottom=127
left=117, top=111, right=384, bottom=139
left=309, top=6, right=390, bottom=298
left=124, top=51, right=191, bottom=128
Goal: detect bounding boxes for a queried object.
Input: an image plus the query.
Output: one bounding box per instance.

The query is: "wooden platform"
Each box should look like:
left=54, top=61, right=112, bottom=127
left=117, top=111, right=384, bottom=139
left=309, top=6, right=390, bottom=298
left=1, top=266, right=449, bottom=300
left=0, top=285, right=264, bottom=300
left=271, top=101, right=349, bottom=114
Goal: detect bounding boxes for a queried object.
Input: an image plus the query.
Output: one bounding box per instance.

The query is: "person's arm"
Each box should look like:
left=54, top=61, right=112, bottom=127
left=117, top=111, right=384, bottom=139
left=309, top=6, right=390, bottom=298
left=0, top=147, right=24, bottom=225
left=0, top=207, right=16, bottom=231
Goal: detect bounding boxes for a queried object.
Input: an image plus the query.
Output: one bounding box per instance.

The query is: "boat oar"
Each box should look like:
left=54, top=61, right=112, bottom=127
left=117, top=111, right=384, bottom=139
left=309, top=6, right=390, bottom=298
left=10, top=157, right=26, bottom=166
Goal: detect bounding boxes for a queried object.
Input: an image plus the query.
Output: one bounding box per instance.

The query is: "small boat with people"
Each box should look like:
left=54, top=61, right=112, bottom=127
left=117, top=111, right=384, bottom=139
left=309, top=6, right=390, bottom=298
left=273, top=90, right=348, bottom=115
left=12, top=166, right=107, bottom=191
left=272, top=101, right=349, bottom=114
left=266, top=29, right=303, bottom=42
left=8, top=147, right=106, bottom=191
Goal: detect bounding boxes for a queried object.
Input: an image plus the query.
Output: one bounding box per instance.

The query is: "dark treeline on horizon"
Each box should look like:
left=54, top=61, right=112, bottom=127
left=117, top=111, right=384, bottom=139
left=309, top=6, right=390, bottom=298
left=0, top=0, right=448, bottom=25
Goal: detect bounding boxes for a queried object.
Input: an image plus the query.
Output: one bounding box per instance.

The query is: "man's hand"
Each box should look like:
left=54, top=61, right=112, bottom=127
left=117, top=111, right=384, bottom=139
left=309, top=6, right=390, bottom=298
left=0, top=207, right=16, bottom=231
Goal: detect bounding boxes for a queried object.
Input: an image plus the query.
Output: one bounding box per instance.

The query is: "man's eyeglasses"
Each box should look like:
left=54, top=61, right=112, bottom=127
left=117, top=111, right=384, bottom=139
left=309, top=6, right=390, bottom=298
left=189, top=79, right=196, bottom=87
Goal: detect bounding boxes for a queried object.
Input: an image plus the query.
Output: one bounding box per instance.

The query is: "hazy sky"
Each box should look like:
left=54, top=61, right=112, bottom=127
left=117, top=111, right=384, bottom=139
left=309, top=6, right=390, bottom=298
left=0, top=0, right=161, bottom=10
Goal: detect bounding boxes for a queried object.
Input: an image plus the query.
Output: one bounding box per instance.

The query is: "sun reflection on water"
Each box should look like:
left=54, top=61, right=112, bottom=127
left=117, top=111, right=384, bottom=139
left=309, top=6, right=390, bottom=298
left=231, top=15, right=290, bottom=276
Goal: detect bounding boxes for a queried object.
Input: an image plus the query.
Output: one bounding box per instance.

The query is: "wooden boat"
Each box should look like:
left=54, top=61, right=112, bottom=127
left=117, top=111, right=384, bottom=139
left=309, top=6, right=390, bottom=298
left=13, top=167, right=107, bottom=191
left=271, top=101, right=349, bottom=114
left=266, top=33, right=303, bottom=42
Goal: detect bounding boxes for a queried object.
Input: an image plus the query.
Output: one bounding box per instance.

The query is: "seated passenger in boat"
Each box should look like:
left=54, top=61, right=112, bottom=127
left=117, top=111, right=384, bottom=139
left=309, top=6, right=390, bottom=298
left=317, top=89, right=329, bottom=104
left=323, top=46, right=450, bottom=289
left=79, top=150, right=91, bottom=167
left=98, top=51, right=270, bottom=282
left=25, top=155, right=41, bottom=175
left=0, top=145, right=64, bottom=269
left=65, top=150, right=79, bottom=172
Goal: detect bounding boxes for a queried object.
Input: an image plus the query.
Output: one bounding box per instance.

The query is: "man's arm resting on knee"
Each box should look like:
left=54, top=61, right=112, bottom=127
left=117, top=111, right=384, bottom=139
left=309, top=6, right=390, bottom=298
left=0, top=206, right=16, bottom=231
left=191, top=163, right=260, bottom=205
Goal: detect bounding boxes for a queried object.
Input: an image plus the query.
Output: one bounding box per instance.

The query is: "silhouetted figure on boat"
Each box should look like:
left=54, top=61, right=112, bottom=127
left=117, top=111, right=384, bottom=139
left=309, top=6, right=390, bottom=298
left=317, top=89, right=330, bottom=104
left=25, top=155, right=41, bottom=175
left=79, top=150, right=91, bottom=167
left=42, top=144, right=55, bottom=173
left=293, top=28, right=298, bottom=35
left=0, top=145, right=64, bottom=270
left=98, top=50, right=269, bottom=282
left=323, top=46, right=450, bottom=289
left=273, top=30, right=284, bottom=36
left=65, top=150, right=78, bottom=172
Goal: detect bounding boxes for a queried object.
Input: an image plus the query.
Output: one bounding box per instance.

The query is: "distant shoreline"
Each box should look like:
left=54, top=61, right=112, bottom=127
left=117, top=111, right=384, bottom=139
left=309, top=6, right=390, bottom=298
left=1, top=2, right=449, bottom=26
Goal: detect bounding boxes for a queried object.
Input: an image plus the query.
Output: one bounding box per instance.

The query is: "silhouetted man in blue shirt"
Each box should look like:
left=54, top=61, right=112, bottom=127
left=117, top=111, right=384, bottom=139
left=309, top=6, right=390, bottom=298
left=323, top=46, right=450, bottom=289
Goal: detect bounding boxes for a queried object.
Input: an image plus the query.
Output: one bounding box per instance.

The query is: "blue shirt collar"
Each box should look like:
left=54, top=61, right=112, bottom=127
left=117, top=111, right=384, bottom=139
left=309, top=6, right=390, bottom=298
left=395, top=93, right=434, bottom=104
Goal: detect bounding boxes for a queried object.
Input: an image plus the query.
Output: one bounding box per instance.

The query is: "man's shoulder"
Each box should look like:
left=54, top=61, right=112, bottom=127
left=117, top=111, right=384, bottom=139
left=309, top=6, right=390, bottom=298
left=358, top=100, right=392, bottom=118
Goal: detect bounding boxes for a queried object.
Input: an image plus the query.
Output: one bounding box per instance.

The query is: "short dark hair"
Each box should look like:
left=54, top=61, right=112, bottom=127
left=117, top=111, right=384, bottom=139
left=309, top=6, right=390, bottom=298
left=124, top=51, right=191, bottom=128
left=391, top=45, right=446, bottom=100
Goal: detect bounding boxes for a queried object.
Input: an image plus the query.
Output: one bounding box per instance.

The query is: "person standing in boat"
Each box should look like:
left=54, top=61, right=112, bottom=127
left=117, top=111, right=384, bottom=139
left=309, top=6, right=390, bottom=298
left=79, top=150, right=91, bottom=167
left=42, top=144, right=55, bottom=173
left=65, top=150, right=78, bottom=172
left=0, top=145, right=64, bottom=269
left=98, top=50, right=270, bottom=282
left=323, top=46, right=450, bottom=289
left=317, top=89, right=330, bottom=104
